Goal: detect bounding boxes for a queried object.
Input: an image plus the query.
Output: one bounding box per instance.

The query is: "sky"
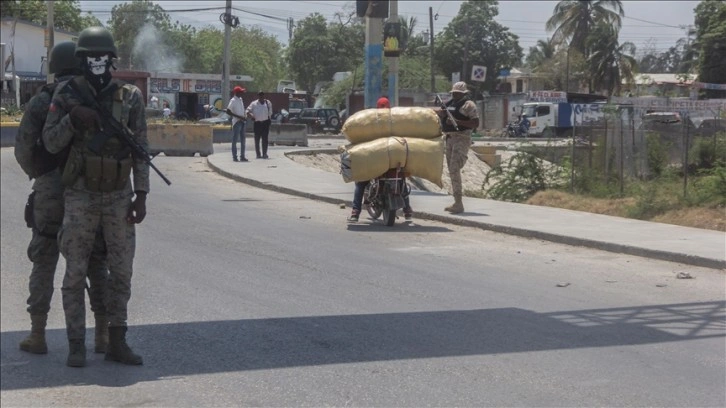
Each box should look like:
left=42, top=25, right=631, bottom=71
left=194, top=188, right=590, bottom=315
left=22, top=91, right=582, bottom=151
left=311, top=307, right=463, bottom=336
left=78, top=0, right=700, bottom=58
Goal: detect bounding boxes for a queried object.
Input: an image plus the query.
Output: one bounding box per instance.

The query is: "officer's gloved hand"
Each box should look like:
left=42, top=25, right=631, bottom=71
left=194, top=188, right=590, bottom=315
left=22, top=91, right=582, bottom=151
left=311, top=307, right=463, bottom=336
left=69, top=106, right=101, bottom=131
left=126, top=192, right=147, bottom=224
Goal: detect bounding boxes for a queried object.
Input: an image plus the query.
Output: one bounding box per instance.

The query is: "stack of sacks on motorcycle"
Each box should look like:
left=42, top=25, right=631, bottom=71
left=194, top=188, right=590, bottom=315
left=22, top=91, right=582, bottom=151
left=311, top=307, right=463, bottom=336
left=339, top=107, right=445, bottom=186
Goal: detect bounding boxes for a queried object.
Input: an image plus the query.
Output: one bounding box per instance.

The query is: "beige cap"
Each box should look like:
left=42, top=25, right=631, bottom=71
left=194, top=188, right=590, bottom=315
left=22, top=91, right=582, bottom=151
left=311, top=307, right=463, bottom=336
left=450, top=81, right=469, bottom=93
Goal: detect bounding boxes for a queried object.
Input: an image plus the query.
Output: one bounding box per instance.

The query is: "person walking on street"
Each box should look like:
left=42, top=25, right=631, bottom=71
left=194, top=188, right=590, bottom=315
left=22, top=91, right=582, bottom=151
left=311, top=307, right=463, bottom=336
left=246, top=91, right=272, bottom=159
left=14, top=41, right=110, bottom=357
left=42, top=26, right=149, bottom=367
left=435, top=82, right=479, bottom=214
left=226, top=86, right=247, bottom=162
left=347, top=96, right=413, bottom=222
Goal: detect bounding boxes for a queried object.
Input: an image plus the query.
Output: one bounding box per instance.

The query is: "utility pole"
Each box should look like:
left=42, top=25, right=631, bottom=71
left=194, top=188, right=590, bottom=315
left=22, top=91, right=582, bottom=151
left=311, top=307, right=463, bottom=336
left=462, top=19, right=470, bottom=84
left=222, top=0, right=232, bottom=103
left=429, top=7, right=435, bottom=93
left=288, top=18, right=294, bottom=42
left=364, top=13, right=383, bottom=108
left=46, top=0, right=54, bottom=84
left=387, top=0, right=398, bottom=106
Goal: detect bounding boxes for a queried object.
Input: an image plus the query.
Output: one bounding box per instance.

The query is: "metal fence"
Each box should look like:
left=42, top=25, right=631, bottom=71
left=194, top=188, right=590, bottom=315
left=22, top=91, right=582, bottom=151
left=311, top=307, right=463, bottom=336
left=563, top=104, right=725, bottom=194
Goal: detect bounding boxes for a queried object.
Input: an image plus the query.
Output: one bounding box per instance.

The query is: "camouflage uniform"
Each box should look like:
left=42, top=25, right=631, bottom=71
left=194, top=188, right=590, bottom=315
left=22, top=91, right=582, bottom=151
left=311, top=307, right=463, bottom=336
left=42, top=76, right=149, bottom=343
left=14, top=81, right=109, bottom=354
left=444, top=99, right=479, bottom=200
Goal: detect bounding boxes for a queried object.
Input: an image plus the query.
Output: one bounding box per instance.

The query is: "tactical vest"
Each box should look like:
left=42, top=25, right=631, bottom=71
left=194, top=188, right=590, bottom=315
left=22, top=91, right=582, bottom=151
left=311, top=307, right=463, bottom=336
left=441, top=95, right=474, bottom=133
left=62, top=78, right=135, bottom=192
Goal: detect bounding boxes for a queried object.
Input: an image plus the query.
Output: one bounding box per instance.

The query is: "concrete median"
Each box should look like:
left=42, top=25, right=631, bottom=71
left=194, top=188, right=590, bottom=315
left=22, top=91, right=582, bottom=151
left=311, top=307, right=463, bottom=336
left=148, top=123, right=214, bottom=157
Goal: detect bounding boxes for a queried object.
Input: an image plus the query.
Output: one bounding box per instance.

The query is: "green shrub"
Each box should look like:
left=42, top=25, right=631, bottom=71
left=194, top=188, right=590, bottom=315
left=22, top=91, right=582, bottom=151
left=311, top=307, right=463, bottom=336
left=688, top=132, right=726, bottom=171
left=483, top=151, right=564, bottom=202
left=645, top=131, right=670, bottom=177
left=685, top=165, right=726, bottom=206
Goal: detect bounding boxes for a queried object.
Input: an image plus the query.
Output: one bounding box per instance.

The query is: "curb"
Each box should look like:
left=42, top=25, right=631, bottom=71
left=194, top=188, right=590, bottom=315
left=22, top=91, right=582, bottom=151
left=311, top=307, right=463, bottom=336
left=206, top=157, right=725, bottom=270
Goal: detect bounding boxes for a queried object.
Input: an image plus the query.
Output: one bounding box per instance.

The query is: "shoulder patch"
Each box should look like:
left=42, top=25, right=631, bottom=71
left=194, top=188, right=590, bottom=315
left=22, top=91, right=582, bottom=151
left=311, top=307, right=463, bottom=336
left=49, top=102, right=57, bottom=113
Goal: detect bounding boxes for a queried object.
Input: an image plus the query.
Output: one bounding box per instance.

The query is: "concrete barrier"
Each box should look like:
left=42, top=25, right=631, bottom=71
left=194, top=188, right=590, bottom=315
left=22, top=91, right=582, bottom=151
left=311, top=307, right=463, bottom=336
left=470, top=145, right=501, bottom=167
left=269, top=123, right=308, bottom=146
left=211, top=123, right=308, bottom=147
left=0, top=122, right=19, bottom=148
left=148, top=123, right=214, bottom=157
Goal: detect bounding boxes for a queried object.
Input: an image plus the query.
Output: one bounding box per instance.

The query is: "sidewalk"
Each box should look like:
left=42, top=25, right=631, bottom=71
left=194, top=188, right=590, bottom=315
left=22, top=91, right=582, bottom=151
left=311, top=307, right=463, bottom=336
left=206, top=142, right=725, bottom=270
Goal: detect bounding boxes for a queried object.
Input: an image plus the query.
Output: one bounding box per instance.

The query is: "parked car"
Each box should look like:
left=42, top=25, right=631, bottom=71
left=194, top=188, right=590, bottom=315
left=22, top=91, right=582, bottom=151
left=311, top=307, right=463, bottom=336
left=693, top=118, right=726, bottom=137
left=199, top=111, right=232, bottom=125
left=290, top=108, right=341, bottom=133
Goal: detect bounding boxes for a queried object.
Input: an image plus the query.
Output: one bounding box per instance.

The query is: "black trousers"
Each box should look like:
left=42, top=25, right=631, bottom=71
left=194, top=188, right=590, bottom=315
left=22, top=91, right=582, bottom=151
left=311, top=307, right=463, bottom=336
left=253, top=120, right=271, bottom=157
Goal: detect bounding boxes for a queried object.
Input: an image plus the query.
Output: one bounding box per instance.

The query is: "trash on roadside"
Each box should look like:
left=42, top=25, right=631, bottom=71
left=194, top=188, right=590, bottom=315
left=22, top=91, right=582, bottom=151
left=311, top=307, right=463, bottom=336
left=656, top=283, right=668, bottom=287
left=339, top=203, right=346, bottom=209
left=676, top=272, right=694, bottom=279
left=299, top=216, right=311, bottom=219
left=556, top=282, right=570, bottom=287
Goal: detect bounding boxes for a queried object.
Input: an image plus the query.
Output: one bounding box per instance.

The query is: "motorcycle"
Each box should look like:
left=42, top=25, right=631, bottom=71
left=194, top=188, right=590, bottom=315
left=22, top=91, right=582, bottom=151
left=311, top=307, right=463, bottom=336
left=363, top=167, right=410, bottom=227
left=503, top=120, right=527, bottom=138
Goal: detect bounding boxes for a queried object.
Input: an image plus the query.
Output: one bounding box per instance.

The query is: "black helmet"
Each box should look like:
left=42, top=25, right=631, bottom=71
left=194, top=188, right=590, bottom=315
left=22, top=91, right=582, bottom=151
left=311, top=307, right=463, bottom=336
left=75, top=26, right=117, bottom=57
left=49, top=41, right=82, bottom=75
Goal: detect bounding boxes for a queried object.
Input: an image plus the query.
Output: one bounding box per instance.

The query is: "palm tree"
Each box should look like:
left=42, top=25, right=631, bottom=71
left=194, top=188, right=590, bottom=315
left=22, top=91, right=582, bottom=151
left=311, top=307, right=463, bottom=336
left=526, top=38, right=557, bottom=71
left=546, top=0, right=625, bottom=56
left=587, top=21, right=637, bottom=96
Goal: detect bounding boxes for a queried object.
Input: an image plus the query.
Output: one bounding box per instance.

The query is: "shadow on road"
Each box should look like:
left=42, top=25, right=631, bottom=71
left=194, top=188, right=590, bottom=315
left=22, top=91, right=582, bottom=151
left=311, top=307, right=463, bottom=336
left=2, top=301, right=724, bottom=389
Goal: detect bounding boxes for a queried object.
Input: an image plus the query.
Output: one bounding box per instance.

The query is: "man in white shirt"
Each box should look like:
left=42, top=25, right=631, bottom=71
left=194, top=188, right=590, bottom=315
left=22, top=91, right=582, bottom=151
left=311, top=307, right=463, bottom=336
left=226, top=86, right=247, bottom=162
left=245, top=91, right=272, bottom=159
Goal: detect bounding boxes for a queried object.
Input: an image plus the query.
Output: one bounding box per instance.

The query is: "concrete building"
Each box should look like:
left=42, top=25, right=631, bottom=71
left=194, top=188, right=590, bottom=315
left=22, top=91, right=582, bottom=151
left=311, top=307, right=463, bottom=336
left=1, top=18, right=78, bottom=105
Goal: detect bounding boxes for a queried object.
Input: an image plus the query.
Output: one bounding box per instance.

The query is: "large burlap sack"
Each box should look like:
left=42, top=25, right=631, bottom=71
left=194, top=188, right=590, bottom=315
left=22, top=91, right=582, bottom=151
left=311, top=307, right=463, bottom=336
left=340, top=136, right=444, bottom=187
left=342, top=107, right=442, bottom=143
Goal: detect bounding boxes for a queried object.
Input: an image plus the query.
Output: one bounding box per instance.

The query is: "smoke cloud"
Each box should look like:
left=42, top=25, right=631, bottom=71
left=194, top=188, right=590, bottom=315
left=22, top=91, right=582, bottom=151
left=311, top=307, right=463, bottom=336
left=132, top=23, right=184, bottom=73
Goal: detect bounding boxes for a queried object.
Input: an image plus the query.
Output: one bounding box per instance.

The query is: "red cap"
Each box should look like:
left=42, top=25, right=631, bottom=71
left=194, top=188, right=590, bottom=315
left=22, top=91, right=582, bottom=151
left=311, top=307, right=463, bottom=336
left=233, top=86, right=245, bottom=93
left=376, top=97, right=390, bottom=108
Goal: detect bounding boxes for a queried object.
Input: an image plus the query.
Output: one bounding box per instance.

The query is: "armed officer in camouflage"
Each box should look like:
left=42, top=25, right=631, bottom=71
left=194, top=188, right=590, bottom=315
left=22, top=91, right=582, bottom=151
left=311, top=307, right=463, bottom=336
left=15, top=41, right=109, bottom=357
left=435, top=81, right=479, bottom=214
left=42, top=27, right=149, bottom=367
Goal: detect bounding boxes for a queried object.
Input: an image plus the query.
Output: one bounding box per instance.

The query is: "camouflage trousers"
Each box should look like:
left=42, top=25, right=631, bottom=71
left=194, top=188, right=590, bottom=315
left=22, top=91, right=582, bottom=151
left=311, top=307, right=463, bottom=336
left=60, top=187, right=135, bottom=340
left=445, top=131, right=472, bottom=196
left=26, top=171, right=108, bottom=316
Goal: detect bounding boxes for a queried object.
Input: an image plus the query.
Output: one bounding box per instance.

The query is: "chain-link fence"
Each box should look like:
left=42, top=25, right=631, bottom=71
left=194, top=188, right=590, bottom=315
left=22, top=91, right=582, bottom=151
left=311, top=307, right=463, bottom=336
left=523, top=99, right=726, bottom=195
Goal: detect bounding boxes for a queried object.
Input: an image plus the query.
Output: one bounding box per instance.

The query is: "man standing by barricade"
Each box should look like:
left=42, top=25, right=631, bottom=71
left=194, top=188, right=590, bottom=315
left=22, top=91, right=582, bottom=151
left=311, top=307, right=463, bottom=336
left=246, top=91, right=272, bottom=159
left=226, top=86, right=247, bottom=162
left=42, top=26, right=149, bottom=367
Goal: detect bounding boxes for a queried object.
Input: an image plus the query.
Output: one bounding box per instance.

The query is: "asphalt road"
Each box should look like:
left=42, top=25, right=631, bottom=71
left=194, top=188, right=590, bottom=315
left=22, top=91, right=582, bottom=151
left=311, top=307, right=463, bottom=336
left=1, top=149, right=724, bottom=407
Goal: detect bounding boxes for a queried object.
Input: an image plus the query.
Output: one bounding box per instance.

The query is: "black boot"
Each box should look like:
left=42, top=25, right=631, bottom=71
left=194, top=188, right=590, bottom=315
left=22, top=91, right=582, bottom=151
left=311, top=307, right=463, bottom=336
left=66, top=339, right=86, bottom=367
left=105, top=326, right=143, bottom=365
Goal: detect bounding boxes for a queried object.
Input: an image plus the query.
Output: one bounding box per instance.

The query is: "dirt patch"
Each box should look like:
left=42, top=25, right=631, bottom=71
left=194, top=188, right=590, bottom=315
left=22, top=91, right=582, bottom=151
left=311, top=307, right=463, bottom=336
left=287, top=148, right=724, bottom=231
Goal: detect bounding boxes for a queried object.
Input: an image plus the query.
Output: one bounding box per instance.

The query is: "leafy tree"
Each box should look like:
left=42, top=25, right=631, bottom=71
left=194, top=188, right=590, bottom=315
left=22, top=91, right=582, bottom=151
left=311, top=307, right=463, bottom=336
left=587, top=21, right=636, bottom=96
left=285, top=13, right=364, bottom=94
left=434, top=0, right=523, bottom=95
left=694, top=0, right=726, bottom=96
left=525, top=38, right=556, bottom=71
left=2, top=0, right=101, bottom=32
left=546, top=0, right=624, bottom=56
left=107, top=0, right=173, bottom=69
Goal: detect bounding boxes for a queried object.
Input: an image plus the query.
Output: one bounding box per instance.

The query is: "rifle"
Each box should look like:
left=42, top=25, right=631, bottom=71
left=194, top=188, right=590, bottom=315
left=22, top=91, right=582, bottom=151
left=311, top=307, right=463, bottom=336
left=435, top=94, right=459, bottom=131
left=66, top=79, right=172, bottom=186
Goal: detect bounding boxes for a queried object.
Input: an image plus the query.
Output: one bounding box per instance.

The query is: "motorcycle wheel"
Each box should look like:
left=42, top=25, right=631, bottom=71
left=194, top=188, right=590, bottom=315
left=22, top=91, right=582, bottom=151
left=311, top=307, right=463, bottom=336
left=383, top=208, right=396, bottom=226
left=364, top=184, right=382, bottom=219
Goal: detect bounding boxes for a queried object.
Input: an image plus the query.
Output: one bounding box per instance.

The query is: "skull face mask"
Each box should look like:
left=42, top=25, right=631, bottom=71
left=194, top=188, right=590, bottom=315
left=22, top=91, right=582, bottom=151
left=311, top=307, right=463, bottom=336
left=82, top=53, right=114, bottom=91
left=87, top=55, right=109, bottom=75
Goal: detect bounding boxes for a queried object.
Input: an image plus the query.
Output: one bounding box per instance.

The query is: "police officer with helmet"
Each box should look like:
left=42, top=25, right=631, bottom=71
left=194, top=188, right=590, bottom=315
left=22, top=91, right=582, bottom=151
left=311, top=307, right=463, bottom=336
left=15, top=41, right=110, bottom=359
left=42, top=26, right=149, bottom=367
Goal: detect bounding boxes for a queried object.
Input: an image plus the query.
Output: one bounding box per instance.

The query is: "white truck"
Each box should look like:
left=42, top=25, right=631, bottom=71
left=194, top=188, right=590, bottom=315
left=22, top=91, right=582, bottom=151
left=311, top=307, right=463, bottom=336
left=520, top=101, right=607, bottom=137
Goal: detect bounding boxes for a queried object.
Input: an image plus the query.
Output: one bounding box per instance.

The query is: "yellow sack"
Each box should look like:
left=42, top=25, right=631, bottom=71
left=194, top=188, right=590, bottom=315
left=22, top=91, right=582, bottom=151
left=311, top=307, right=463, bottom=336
left=340, top=136, right=444, bottom=187
left=342, top=107, right=442, bottom=143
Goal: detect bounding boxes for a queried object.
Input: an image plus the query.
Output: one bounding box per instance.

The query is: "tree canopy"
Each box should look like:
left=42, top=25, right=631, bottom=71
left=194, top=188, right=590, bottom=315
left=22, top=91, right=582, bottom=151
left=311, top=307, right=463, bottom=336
left=693, top=0, right=726, bottom=94
left=434, top=0, right=523, bottom=94
left=2, top=0, right=101, bottom=33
